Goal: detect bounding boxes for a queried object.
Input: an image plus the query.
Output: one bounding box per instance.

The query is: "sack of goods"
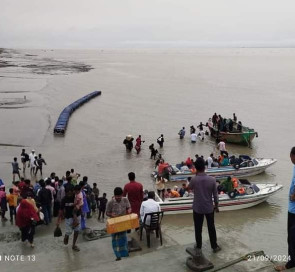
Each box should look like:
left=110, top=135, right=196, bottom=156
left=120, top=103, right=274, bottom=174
left=106, top=213, right=139, bottom=234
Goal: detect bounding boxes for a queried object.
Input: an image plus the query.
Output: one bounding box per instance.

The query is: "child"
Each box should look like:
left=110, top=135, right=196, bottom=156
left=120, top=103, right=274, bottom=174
left=12, top=157, right=21, bottom=182
left=73, top=185, right=83, bottom=228
left=97, top=193, right=108, bottom=222
left=6, top=188, right=17, bottom=223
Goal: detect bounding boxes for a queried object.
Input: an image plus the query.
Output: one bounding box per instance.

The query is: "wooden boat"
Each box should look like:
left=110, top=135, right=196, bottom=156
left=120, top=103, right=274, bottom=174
left=156, top=181, right=282, bottom=214
left=207, top=118, right=258, bottom=146
left=152, top=157, right=277, bottom=181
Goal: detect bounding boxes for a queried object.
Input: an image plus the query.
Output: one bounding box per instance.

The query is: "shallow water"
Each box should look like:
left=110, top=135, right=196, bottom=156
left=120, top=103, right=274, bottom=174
left=0, top=48, right=294, bottom=259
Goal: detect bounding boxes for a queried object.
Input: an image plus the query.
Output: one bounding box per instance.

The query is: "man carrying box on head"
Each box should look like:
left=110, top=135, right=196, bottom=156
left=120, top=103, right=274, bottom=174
left=106, top=187, right=131, bottom=261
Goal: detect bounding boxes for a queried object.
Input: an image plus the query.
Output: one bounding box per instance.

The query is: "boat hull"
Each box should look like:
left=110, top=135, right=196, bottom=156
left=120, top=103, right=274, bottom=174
left=208, top=124, right=257, bottom=146
left=168, top=158, right=277, bottom=181
left=158, top=184, right=282, bottom=214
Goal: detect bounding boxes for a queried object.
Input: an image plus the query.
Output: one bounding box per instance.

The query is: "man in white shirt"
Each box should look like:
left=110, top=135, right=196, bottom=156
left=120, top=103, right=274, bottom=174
left=217, top=140, right=228, bottom=156
left=199, top=130, right=205, bottom=141
left=29, top=149, right=36, bottom=175
left=140, top=191, right=161, bottom=225
left=191, top=133, right=197, bottom=143
left=218, top=141, right=226, bottom=151
left=207, top=154, right=214, bottom=169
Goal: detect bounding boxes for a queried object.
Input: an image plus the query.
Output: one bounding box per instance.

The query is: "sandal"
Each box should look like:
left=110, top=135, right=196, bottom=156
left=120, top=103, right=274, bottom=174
left=72, top=245, right=80, bottom=252
left=274, top=265, right=287, bottom=271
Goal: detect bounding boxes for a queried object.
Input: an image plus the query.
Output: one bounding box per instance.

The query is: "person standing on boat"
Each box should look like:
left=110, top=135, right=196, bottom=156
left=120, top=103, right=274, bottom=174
left=237, top=121, right=242, bottom=132
left=188, top=157, right=221, bottom=253
left=275, top=147, right=295, bottom=271
left=212, top=113, right=218, bottom=128
left=228, top=119, right=234, bottom=132
left=157, top=134, right=164, bottom=148
left=123, top=172, right=143, bottom=227
left=217, top=115, right=223, bottom=131
left=233, top=113, right=237, bottom=122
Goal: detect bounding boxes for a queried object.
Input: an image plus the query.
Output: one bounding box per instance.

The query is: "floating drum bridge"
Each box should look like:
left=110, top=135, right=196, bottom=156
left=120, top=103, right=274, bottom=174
left=54, top=90, right=101, bottom=135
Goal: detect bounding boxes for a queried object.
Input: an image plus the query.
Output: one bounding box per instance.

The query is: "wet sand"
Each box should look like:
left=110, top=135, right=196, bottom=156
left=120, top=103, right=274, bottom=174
left=0, top=48, right=92, bottom=73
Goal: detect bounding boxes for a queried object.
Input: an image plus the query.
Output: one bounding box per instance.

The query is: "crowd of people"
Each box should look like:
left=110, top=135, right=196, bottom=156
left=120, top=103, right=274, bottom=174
left=123, top=134, right=165, bottom=157
left=1, top=131, right=294, bottom=270
left=0, top=147, right=113, bottom=251
left=0, top=153, right=162, bottom=261
left=178, top=122, right=208, bottom=143
left=154, top=140, right=228, bottom=182
left=209, top=112, right=242, bottom=133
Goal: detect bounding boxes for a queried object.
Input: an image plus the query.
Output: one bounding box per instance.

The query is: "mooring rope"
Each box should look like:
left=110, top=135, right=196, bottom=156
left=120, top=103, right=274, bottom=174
left=210, top=250, right=266, bottom=272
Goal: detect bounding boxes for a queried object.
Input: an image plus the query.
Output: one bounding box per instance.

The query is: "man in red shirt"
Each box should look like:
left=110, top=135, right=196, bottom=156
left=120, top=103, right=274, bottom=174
left=123, top=172, right=143, bottom=222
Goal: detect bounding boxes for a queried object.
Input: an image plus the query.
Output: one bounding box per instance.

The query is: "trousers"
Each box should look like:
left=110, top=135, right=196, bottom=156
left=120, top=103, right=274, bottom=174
left=193, top=211, right=218, bottom=249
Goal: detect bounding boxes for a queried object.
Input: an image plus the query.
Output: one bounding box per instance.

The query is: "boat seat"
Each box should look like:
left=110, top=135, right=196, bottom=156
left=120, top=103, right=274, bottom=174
left=139, top=211, right=164, bottom=248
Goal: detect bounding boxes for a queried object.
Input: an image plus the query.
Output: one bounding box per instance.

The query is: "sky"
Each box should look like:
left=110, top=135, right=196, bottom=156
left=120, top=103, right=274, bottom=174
left=0, top=0, right=295, bottom=49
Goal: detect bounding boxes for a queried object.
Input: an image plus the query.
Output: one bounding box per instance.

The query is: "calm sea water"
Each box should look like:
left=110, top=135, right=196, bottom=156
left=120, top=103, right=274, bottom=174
left=1, top=48, right=295, bottom=257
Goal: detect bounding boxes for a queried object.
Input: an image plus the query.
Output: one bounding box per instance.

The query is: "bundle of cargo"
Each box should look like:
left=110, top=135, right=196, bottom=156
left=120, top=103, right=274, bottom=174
left=106, top=213, right=139, bottom=234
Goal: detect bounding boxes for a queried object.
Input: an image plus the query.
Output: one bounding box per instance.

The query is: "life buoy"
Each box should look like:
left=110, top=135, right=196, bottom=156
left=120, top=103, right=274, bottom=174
left=238, top=187, right=245, bottom=195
